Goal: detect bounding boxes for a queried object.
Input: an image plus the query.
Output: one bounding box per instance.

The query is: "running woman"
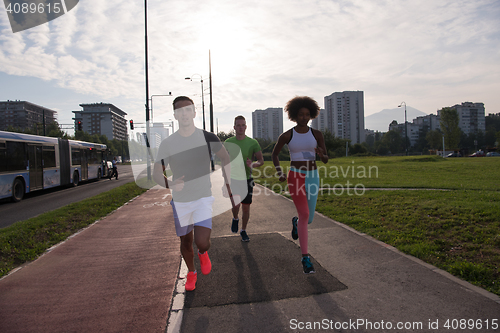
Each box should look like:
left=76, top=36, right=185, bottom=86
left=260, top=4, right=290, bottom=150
left=271, top=96, right=328, bottom=274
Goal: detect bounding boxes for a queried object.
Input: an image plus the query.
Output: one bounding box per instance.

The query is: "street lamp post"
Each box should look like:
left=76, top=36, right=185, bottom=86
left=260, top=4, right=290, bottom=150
left=144, top=0, right=151, bottom=180
left=150, top=92, right=173, bottom=123
left=209, top=50, right=213, bottom=133
left=185, top=74, right=205, bottom=130
left=398, top=101, right=407, bottom=156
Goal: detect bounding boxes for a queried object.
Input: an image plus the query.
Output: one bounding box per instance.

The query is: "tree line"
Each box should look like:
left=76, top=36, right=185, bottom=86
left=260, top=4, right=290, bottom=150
left=217, top=111, right=500, bottom=158
left=372, top=110, right=500, bottom=155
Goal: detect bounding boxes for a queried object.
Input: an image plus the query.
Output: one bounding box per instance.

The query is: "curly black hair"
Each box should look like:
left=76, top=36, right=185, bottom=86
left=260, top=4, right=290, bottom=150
left=284, top=96, right=320, bottom=122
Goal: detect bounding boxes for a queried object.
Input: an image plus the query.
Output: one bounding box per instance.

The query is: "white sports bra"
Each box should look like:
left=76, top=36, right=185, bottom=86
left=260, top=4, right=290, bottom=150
left=287, top=128, right=317, bottom=161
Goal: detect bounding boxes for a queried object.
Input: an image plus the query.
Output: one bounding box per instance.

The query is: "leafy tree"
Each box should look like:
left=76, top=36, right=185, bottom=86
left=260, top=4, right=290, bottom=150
left=426, top=129, right=442, bottom=150
left=351, top=143, right=368, bottom=155
left=374, top=141, right=389, bottom=155
left=414, top=124, right=430, bottom=152
left=381, top=130, right=404, bottom=154
left=255, top=137, right=273, bottom=150
left=439, top=107, right=461, bottom=149
left=365, top=133, right=375, bottom=149
left=485, top=113, right=500, bottom=131
left=46, top=121, right=69, bottom=138
left=460, top=131, right=485, bottom=152
left=322, top=129, right=351, bottom=157
left=485, top=113, right=500, bottom=147
left=74, top=130, right=93, bottom=142
left=217, top=130, right=235, bottom=142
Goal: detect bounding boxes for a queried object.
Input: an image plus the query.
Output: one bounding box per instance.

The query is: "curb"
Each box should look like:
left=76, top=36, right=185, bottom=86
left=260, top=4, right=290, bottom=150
left=165, top=259, right=188, bottom=333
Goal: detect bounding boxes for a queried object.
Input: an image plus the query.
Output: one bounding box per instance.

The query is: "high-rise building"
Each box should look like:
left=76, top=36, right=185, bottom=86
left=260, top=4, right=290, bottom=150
left=311, top=109, right=327, bottom=132
left=324, top=91, right=365, bottom=144
left=150, top=123, right=169, bottom=148
left=252, top=107, right=283, bottom=141
left=389, top=121, right=420, bottom=147
left=450, top=102, right=485, bottom=135
left=73, top=103, right=128, bottom=141
left=413, top=114, right=440, bottom=131
left=0, top=100, right=57, bottom=132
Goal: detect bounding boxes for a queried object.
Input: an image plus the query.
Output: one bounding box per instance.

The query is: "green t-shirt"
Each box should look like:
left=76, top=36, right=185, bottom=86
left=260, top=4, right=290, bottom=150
left=225, top=136, right=261, bottom=180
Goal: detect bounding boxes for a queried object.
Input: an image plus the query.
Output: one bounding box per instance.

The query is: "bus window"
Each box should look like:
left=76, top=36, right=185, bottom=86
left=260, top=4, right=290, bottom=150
left=97, top=151, right=103, bottom=164
left=0, top=142, right=26, bottom=172
left=89, top=149, right=98, bottom=164
left=0, top=142, right=6, bottom=171
left=71, top=149, right=81, bottom=166
left=42, top=146, right=57, bottom=168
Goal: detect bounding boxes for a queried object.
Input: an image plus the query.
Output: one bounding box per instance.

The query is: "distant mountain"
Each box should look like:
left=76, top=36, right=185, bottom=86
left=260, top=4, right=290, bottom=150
left=365, top=107, right=428, bottom=132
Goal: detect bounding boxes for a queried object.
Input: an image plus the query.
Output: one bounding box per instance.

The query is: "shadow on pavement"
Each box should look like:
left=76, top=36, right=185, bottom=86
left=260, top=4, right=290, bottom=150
left=185, top=233, right=347, bottom=308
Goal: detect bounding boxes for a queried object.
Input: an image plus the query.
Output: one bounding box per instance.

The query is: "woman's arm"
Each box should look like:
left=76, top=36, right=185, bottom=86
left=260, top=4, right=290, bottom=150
left=272, top=130, right=291, bottom=181
left=314, top=129, right=329, bottom=164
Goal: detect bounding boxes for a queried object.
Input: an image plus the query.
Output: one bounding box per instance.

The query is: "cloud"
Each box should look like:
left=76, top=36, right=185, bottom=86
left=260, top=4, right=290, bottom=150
left=0, top=0, right=499, bottom=136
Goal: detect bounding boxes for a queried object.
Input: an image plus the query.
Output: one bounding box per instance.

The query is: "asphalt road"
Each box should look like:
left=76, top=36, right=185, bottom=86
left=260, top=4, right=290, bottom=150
left=0, top=164, right=135, bottom=228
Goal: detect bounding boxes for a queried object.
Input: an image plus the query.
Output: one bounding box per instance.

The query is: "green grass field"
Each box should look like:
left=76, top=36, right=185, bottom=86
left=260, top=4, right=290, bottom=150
left=254, top=156, right=500, bottom=296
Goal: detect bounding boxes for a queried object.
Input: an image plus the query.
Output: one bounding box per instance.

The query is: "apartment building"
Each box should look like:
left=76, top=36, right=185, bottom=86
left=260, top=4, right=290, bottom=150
left=310, top=109, right=327, bottom=132
left=0, top=100, right=57, bottom=132
left=413, top=113, right=440, bottom=131
left=450, top=102, right=485, bottom=135
left=73, top=103, right=128, bottom=141
left=324, top=91, right=365, bottom=144
left=389, top=121, right=420, bottom=147
left=252, top=107, right=283, bottom=141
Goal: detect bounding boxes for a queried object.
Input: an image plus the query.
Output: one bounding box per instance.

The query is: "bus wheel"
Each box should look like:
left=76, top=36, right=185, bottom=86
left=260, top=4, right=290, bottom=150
left=12, top=178, right=25, bottom=202
left=73, top=171, right=79, bottom=186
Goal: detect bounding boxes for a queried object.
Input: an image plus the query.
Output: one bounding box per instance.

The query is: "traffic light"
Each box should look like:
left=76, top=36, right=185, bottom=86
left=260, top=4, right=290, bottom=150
left=129, top=120, right=134, bottom=130
left=77, top=121, right=82, bottom=131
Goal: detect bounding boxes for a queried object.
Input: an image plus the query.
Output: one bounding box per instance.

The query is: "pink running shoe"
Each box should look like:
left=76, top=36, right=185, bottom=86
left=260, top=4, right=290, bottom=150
left=185, top=271, right=197, bottom=291
left=198, top=251, right=212, bottom=275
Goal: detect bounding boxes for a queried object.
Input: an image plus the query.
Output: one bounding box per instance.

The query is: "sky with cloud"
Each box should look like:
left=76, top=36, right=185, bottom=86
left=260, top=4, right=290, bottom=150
left=1, top=0, right=499, bottom=136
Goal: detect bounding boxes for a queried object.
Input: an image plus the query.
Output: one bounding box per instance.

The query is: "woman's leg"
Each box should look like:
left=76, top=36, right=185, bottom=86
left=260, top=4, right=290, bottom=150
left=306, top=170, right=320, bottom=224
left=287, top=170, right=309, bottom=255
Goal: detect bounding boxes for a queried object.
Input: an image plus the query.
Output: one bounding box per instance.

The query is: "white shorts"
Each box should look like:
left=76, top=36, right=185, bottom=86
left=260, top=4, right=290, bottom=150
left=171, top=196, right=214, bottom=237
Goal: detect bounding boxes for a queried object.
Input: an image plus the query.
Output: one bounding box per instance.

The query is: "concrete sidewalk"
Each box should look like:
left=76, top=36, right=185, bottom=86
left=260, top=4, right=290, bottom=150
left=0, top=188, right=180, bottom=333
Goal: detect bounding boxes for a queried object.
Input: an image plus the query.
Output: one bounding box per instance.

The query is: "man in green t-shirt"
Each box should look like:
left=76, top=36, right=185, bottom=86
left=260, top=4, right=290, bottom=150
left=225, top=116, right=264, bottom=241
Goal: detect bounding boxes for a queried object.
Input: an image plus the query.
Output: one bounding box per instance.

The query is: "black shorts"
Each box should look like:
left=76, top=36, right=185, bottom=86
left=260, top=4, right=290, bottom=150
left=232, top=178, right=254, bottom=205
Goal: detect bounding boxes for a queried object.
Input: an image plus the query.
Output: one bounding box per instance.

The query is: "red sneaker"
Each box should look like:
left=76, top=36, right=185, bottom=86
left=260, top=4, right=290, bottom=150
left=185, top=271, right=197, bottom=291
left=198, top=251, right=212, bottom=275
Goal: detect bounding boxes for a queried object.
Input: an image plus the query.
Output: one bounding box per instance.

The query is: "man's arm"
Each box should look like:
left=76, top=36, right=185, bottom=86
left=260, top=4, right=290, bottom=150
left=215, top=144, right=231, bottom=173
left=249, top=150, right=264, bottom=169
left=153, top=160, right=169, bottom=188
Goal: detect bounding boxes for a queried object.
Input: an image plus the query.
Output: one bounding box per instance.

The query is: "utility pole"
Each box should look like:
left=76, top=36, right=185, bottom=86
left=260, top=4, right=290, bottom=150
left=209, top=50, right=214, bottom=171
left=209, top=50, right=214, bottom=133
left=144, top=0, right=151, bottom=180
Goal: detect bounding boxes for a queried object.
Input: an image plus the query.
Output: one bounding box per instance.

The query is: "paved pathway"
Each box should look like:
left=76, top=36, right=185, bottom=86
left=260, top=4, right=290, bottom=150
left=0, top=188, right=180, bottom=333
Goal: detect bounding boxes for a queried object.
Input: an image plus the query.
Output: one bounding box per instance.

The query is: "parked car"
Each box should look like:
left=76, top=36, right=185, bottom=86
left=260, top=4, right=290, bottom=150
left=486, top=152, right=500, bottom=157
left=446, top=152, right=461, bottom=157
left=469, top=151, right=485, bottom=157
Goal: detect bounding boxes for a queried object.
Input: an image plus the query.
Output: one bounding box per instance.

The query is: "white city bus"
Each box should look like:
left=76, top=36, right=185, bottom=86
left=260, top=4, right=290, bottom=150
left=0, top=130, right=109, bottom=202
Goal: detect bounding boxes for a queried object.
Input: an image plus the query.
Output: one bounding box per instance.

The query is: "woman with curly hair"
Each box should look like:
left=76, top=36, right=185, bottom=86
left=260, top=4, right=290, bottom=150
left=271, top=96, right=328, bottom=274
